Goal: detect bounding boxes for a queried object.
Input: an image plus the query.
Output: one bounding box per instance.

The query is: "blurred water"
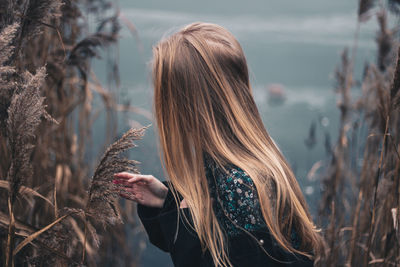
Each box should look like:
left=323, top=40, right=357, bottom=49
left=91, top=0, right=380, bottom=265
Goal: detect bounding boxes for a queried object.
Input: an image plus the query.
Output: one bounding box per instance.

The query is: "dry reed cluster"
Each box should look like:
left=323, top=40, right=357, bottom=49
left=314, top=0, right=400, bottom=266
left=0, top=0, right=147, bottom=266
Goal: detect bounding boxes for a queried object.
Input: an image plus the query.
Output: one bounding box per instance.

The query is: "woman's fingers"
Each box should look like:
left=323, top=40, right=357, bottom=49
left=114, top=172, right=134, bottom=179
left=114, top=173, right=153, bottom=183
left=112, top=179, right=147, bottom=187
left=127, top=175, right=150, bottom=184
left=113, top=179, right=135, bottom=186
left=113, top=173, right=151, bottom=186
left=114, top=172, right=152, bottom=179
left=115, top=183, right=143, bottom=198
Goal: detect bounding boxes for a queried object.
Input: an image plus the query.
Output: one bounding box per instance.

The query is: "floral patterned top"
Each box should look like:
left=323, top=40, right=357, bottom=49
left=203, top=154, right=301, bottom=249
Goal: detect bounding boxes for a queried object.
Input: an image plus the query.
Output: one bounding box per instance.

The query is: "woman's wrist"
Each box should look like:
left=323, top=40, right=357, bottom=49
left=155, top=186, right=169, bottom=208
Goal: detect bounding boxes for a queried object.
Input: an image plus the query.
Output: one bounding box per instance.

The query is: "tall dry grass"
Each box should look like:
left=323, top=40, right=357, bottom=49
left=315, top=1, right=400, bottom=266
left=0, top=0, right=147, bottom=266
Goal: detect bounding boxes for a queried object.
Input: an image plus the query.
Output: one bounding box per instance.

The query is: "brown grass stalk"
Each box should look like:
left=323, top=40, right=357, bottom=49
left=13, top=210, right=80, bottom=255
left=5, top=197, right=15, bottom=267
left=316, top=3, right=399, bottom=266
left=0, top=0, right=147, bottom=265
left=365, top=115, right=390, bottom=266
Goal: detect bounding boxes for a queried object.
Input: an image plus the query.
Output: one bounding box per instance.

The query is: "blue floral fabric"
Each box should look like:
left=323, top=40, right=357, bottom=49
left=203, top=154, right=301, bottom=249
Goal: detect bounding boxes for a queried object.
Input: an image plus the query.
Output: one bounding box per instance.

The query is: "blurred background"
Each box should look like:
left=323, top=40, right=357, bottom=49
left=95, top=0, right=377, bottom=190
left=90, top=1, right=379, bottom=265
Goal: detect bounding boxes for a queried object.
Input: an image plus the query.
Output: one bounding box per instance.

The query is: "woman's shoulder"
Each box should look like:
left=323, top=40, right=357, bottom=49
left=204, top=156, right=267, bottom=236
left=203, top=155, right=301, bottom=250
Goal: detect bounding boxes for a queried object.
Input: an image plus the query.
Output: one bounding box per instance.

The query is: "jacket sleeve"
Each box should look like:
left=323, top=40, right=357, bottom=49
left=137, top=181, right=181, bottom=252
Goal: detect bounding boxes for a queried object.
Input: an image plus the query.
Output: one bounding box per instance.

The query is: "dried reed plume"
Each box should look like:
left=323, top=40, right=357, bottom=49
left=358, top=0, right=376, bottom=21
left=82, top=126, right=149, bottom=262
left=86, top=126, right=148, bottom=225
left=314, top=2, right=400, bottom=266
left=0, top=23, right=18, bottom=136
left=0, top=20, right=57, bottom=266
left=19, top=0, right=63, bottom=40
left=6, top=66, right=52, bottom=203
left=0, top=0, right=146, bottom=266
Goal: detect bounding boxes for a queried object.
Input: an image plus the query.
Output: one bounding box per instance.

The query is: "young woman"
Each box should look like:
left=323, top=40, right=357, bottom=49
left=114, top=22, right=323, bottom=267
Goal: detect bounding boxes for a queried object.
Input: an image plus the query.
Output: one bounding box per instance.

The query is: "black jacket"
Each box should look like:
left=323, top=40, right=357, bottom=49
left=137, top=181, right=314, bottom=267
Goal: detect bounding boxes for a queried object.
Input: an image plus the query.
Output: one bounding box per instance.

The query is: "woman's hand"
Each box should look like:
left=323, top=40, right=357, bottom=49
left=113, top=172, right=169, bottom=208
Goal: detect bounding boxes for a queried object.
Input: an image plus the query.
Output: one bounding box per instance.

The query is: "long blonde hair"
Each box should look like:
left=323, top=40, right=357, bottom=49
left=152, top=22, right=323, bottom=267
